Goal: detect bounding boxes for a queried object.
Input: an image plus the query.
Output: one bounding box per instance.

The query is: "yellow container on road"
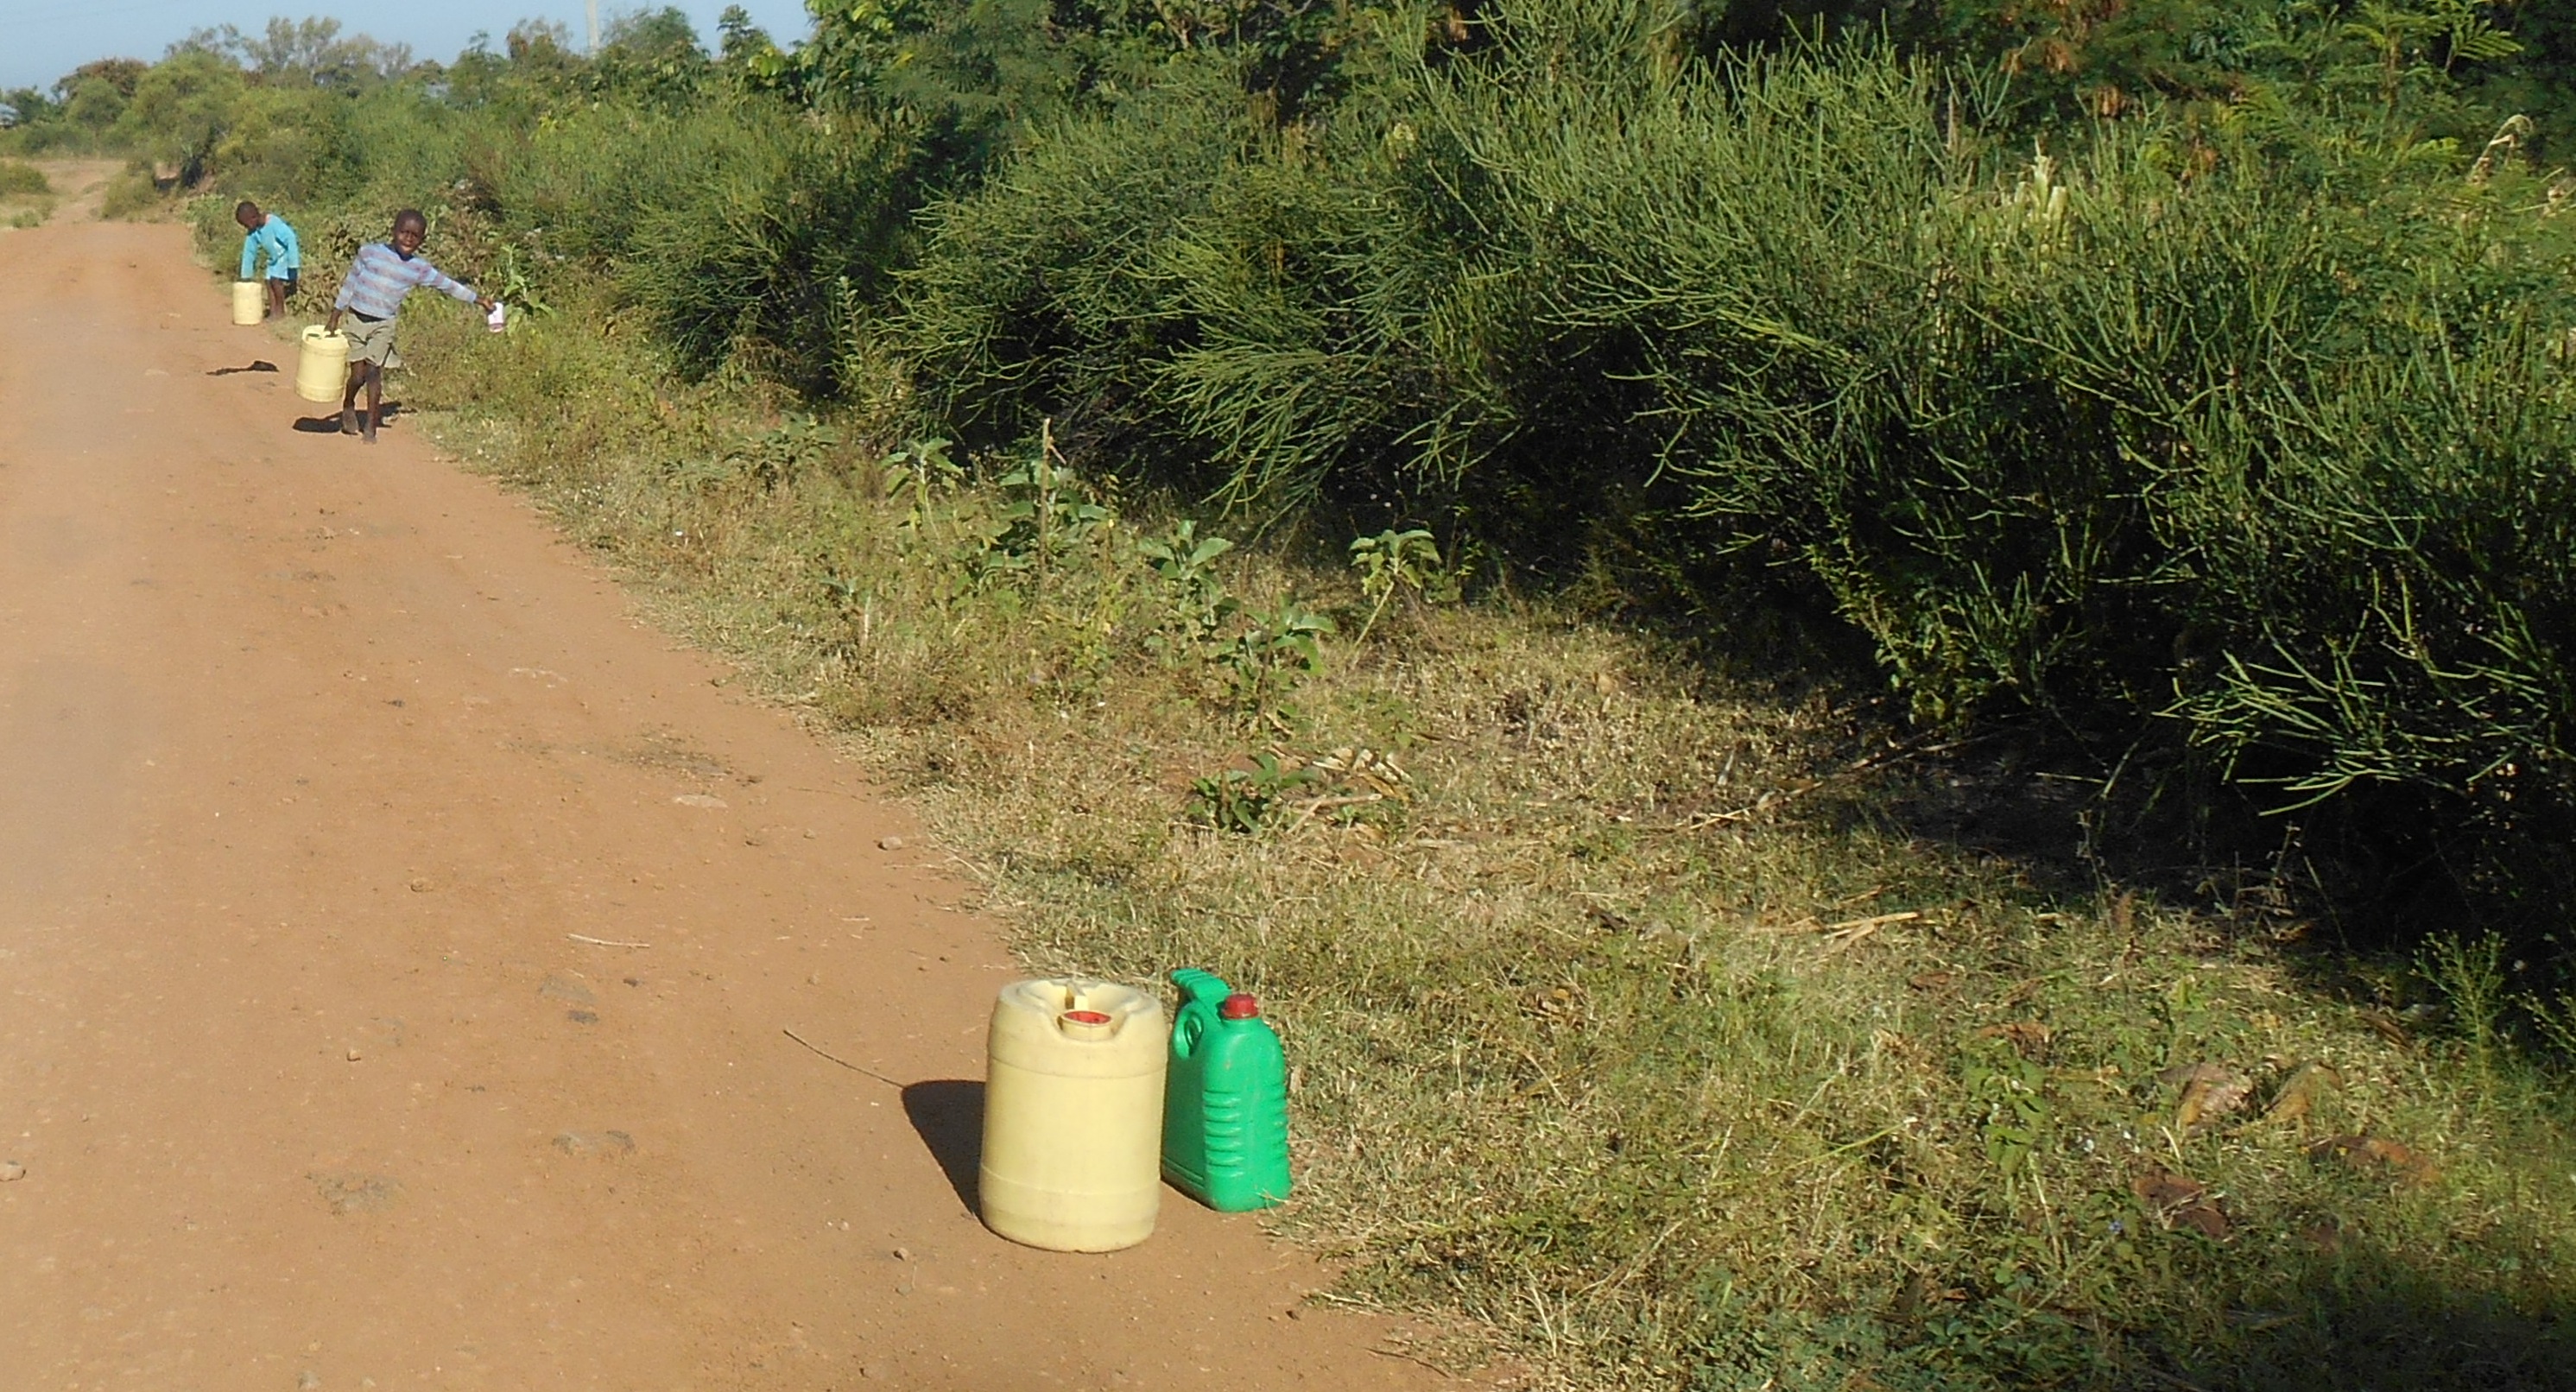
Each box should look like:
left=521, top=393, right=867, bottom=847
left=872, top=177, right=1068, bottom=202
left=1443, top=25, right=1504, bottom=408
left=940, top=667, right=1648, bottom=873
left=231, top=280, right=264, bottom=326
left=978, top=978, right=1168, bottom=1252
left=295, top=326, right=348, bottom=403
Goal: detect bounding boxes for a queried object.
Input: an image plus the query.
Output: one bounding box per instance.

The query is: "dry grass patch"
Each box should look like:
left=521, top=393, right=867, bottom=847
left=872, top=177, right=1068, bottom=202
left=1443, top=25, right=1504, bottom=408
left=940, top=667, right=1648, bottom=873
left=0, top=158, right=54, bottom=229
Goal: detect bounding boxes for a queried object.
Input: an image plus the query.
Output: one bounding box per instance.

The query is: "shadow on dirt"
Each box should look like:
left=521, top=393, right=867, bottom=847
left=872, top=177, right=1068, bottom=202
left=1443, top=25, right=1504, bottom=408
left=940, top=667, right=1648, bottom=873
left=290, top=402, right=404, bottom=433
left=902, top=1079, right=982, bottom=1214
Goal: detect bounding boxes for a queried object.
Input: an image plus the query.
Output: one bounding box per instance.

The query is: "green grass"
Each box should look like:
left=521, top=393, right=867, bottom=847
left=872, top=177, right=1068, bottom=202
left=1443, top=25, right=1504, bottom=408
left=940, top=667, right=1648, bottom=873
left=0, top=159, right=55, bottom=229
left=96, top=162, right=168, bottom=220
left=0, top=160, right=50, bottom=197
left=372, top=288, right=2576, bottom=1390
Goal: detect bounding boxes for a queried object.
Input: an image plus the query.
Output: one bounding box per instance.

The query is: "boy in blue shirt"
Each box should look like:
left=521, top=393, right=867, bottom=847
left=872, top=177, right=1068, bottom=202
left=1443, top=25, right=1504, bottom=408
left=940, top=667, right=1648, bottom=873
left=234, top=200, right=300, bottom=320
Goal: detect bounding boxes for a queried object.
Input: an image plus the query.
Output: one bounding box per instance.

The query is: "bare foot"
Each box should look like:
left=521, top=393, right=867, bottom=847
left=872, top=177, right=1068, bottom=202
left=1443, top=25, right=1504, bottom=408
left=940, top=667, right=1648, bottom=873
left=340, top=406, right=358, bottom=436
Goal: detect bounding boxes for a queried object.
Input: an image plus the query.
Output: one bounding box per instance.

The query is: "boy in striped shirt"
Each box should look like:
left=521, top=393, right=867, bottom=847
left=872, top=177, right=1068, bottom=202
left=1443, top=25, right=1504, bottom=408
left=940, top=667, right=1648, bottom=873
left=324, top=209, right=495, bottom=443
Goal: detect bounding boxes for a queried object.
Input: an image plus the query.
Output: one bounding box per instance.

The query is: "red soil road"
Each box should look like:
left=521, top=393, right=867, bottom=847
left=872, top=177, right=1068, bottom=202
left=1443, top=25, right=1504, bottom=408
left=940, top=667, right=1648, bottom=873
left=0, top=220, right=1455, bottom=1391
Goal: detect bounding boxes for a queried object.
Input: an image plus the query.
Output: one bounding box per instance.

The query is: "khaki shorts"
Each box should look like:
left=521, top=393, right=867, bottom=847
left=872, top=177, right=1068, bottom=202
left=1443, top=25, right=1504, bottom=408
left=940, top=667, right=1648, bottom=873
left=343, top=314, right=402, bottom=370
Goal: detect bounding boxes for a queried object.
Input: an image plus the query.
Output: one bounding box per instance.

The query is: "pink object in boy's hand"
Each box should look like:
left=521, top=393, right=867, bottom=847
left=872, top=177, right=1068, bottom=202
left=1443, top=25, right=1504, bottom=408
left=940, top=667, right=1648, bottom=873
left=486, top=302, right=507, bottom=332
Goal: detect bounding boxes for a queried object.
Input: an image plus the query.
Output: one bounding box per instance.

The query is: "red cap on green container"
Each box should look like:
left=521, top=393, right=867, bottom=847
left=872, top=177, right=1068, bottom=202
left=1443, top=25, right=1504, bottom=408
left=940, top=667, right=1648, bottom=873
left=1218, top=993, right=1261, bottom=1020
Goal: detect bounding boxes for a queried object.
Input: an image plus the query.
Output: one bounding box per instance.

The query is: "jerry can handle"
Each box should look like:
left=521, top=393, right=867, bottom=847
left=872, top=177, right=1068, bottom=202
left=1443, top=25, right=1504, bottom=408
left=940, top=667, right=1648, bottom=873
left=1169, top=968, right=1232, bottom=1059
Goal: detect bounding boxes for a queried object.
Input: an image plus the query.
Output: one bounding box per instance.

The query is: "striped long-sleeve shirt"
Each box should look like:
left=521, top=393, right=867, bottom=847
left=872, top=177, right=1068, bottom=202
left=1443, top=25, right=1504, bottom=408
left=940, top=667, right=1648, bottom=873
left=238, top=214, right=300, bottom=280
left=332, top=242, right=477, bottom=320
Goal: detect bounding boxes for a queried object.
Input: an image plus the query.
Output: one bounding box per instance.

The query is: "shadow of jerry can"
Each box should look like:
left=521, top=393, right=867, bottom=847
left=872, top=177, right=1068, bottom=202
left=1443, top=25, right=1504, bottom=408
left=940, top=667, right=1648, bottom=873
left=1161, top=969, right=1292, bottom=1212
left=978, top=978, right=1168, bottom=1252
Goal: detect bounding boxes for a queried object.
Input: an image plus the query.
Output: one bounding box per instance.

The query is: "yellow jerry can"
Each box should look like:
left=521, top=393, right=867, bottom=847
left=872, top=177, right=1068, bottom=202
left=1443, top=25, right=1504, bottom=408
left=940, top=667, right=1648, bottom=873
left=294, top=326, right=349, bottom=403
left=231, top=280, right=264, bottom=326
left=978, top=978, right=1168, bottom=1252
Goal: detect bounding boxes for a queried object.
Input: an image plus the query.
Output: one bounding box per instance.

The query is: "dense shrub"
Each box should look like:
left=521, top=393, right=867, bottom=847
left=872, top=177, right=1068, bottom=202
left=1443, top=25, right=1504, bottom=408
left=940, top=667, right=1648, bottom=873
left=904, top=3, right=2576, bottom=932
left=203, top=84, right=366, bottom=203
left=618, top=109, right=928, bottom=392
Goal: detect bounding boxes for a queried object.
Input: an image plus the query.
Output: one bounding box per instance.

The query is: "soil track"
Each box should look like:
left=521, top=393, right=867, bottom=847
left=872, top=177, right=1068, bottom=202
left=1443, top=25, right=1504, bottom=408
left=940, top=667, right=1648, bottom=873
left=0, top=219, right=1451, bottom=1390
left=0, top=160, right=118, bottom=229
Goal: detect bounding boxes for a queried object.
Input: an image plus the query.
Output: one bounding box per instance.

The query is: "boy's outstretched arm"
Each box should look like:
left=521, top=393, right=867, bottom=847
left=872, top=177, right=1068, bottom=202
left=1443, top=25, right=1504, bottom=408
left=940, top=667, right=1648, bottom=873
left=415, top=261, right=495, bottom=313
left=239, top=231, right=258, bottom=282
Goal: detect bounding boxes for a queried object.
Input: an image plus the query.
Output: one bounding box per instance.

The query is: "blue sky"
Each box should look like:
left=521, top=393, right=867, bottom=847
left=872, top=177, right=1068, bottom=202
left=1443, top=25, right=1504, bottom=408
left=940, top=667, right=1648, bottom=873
left=1, top=1, right=817, bottom=92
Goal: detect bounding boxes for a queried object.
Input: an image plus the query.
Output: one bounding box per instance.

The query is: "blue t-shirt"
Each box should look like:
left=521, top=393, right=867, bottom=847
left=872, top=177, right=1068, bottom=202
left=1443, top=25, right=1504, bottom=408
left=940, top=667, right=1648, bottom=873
left=240, top=215, right=301, bottom=281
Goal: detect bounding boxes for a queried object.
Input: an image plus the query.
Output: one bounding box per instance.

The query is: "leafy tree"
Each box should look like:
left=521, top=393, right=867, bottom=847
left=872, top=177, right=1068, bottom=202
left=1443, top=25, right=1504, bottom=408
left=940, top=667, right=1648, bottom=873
left=2472, top=0, right=2576, bottom=148
left=1695, top=0, right=2533, bottom=137
left=174, top=16, right=417, bottom=88
left=1, top=87, right=59, bottom=123
left=55, top=58, right=149, bottom=134
left=594, top=7, right=713, bottom=106
left=55, top=57, right=148, bottom=100
left=61, top=80, right=127, bottom=131
left=113, top=49, right=246, bottom=181
left=788, top=0, right=1368, bottom=177
left=717, top=4, right=794, bottom=87
left=507, top=20, right=585, bottom=69
left=500, top=21, right=592, bottom=102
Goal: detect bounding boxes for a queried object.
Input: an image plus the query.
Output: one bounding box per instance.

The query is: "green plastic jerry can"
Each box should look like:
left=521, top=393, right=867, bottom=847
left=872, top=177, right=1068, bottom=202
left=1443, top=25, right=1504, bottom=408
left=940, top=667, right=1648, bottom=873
left=1161, top=968, right=1293, bottom=1211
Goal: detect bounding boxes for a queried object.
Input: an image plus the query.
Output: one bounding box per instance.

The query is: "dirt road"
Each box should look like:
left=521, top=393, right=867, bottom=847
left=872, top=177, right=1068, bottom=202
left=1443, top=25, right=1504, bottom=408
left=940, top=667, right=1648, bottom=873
left=0, top=218, right=1448, bottom=1390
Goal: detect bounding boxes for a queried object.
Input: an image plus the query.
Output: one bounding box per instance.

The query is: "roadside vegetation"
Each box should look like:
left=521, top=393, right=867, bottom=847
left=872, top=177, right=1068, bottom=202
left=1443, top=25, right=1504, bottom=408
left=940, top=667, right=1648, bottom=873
left=11, top=3, right=2576, bottom=1385
left=0, top=157, right=54, bottom=227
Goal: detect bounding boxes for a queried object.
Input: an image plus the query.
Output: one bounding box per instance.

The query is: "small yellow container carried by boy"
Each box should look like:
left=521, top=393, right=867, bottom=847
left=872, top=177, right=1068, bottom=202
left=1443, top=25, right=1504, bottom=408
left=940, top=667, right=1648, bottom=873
left=230, top=280, right=264, bottom=326
left=295, top=325, right=349, bottom=403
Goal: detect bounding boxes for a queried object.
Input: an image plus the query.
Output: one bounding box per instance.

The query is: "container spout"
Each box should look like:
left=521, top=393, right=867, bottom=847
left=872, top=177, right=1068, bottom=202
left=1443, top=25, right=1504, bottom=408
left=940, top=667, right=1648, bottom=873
left=1057, top=1009, right=1117, bottom=1040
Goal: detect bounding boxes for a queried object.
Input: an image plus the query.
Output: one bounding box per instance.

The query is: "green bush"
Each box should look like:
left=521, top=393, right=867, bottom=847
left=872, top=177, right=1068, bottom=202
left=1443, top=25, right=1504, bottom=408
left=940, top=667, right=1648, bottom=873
left=208, top=83, right=367, bottom=205
left=98, top=161, right=168, bottom=219
left=897, top=3, right=2576, bottom=934
left=899, top=59, right=1267, bottom=476
left=1424, top=28, right=2576, bottom=920
left=111, top=49, right=247, bottom=184
left=618, top=109, right=927, bottom=392
left=490, top=103, right=754, bottom=263
left=0, top=159, right=48, bottom=195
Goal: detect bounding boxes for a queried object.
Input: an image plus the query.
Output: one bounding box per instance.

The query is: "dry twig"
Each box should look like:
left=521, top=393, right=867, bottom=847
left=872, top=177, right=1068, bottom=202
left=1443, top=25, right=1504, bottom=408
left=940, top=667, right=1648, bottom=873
left=1822, top=909, right=1921, bottom=934
left=782, top=1028, right=904, bottom=1087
